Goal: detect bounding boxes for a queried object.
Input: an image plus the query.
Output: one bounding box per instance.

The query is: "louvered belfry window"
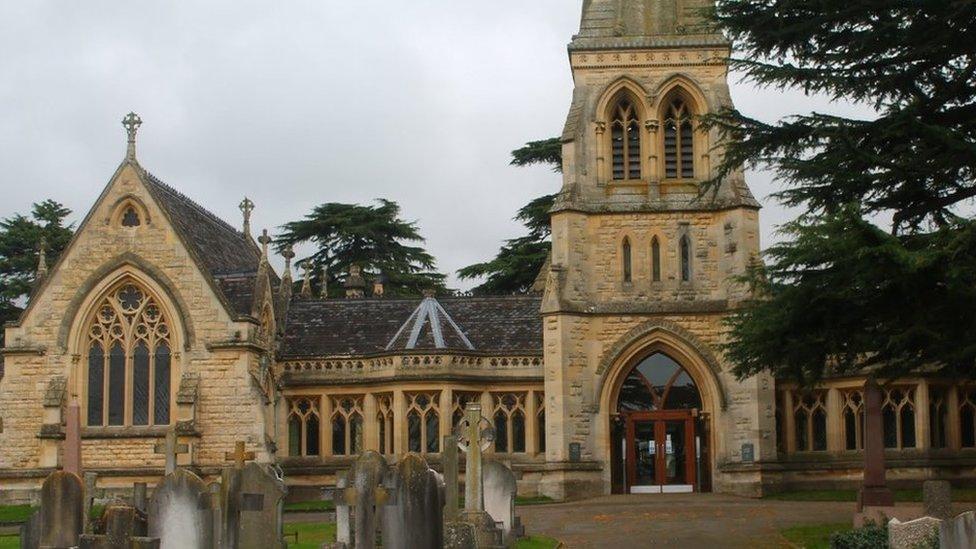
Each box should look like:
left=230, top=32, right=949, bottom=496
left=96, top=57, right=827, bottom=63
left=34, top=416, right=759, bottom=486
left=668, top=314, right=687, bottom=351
left=664, top=99, right=694, bottom=179
left=86, top=281, right=171, bottom=427
left=611, top=99, right=642, bottom=180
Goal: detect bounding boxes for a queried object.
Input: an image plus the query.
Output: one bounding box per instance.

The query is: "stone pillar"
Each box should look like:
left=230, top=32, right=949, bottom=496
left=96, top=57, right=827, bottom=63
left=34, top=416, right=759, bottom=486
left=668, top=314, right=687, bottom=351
left=782, top=390, right=796, bottom=454
left=393, top=390, right=407, bottom=455
left=915, top=380, right=931, bottom=450
left=440, top=387, right=454, bottom=441
left=363, top=393, right=379, bottom=452
left=443, top=434, right=460, bottom=522
left=480, top=392, right=494, bottom=455
left=947, top=386, right=962, bottom=450
left=858, top=378, right=894, bottom=510
left=526, top=390, right=539, bottom=455
left=275, top=395, right=289, bottom=457
left=64, top=399, right=82, bottom=476
left=826, top=388, right=844, bottom=452
left=321, top=394, right=333, bottom=457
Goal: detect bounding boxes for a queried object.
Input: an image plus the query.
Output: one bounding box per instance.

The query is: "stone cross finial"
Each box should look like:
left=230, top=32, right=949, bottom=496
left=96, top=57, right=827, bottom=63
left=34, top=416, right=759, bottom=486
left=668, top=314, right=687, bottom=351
left=455, top=403, right=495, bottom=513
left=153, top=427, right=189, bottom=475
left=36, top=237, right=48, bottom=278
left=239, top=197, right=255, bottom=236
left=320, top=265, right=329, bottom=299
left=281, top=245, right=295, bottom=280
left=300, top=262, right=312, bottom=297
left=122, top=112, right=142, bottom=161
left=258, top=230, right=272, bottom=263
left=224, top=441, right=256, bottom=470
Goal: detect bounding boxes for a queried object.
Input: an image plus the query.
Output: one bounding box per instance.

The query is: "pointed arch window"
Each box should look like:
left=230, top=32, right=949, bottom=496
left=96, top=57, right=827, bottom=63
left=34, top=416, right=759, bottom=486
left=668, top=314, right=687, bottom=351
left=617, top=353, right=702, bottom=412
left=288, top=397, right=321, bottom=457
left=651, top=237, right=662, bottom=282
left=611, top=98, right=642, bottom=180
left=664, top=99, right=694, bottom=180
left=679, top=234, right=692, bottom=282
left=85, top=282, right=172, bottom=427
left=622, top=238, right=633, bottom=283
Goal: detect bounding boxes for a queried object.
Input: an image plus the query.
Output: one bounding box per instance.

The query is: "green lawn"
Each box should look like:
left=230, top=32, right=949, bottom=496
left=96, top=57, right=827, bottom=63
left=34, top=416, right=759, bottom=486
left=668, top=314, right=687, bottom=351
left=765, top=488, right=976, bottom=502
left=284, top=522, right=337, bottom=549
left=0, top=534, right=19, bottom=549
left=0, top=504, right=33, bottom=523
left=515, top=535, right=561, bottom=549
left=515, top=495, right=557, bottom=506
left=284, top=500, right=336, bottom=513
left=780, top=522, right=852, bottom=549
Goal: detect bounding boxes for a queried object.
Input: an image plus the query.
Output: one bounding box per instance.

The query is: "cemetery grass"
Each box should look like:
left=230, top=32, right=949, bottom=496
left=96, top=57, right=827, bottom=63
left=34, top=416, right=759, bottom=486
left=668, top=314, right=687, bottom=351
left=284, top=500, right=335, bottom=513
left=779, top=522, right=852, bottom=549
left=284, top=522, right=336, bottom=548
left=0, top=504, right=32, bottom=523
left=765, top=488, right=976, bottom=502
left=0, top=534, right=18, bottom=549
left=515, top=535, right=561, bottom=549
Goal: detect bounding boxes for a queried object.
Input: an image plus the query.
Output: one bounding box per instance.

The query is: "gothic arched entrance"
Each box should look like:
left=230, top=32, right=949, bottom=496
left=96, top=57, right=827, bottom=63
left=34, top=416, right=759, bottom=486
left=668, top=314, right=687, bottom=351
left=609, top=352, right=711, bottom=493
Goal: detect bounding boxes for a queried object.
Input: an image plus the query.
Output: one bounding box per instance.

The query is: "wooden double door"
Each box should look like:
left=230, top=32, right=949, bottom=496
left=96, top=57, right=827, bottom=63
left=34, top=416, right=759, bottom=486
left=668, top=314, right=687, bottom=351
left=624, top=410, right=696, bottom=493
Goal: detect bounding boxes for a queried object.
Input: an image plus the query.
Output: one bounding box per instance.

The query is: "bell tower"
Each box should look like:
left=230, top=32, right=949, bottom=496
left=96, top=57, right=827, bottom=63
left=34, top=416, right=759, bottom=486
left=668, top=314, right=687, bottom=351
left=540, top=0, right=772, bottom=498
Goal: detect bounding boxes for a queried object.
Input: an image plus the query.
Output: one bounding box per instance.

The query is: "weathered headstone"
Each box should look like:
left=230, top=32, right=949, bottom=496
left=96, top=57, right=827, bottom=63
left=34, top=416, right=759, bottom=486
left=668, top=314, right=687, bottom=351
left=84, top=472, right=99, bottom=534
left=39, top=470, right=84, bottom=548
left=133, top=483, right=148, bottom=514
left=857, top=378, right=894, bottom=510
left=208, top=482, right=223, bottom=549
left=332, top=451, right=394, bottom=549
left=147, top=469, right=213, bottom=549
left=381, top=453, right=443, bottom=549
left=888, top=516, right=941, bottom=549
left=443, top=434, right=460, bottom=522
left=221, top=462, right=287, bottom=549
left=19, top=510, right=41, bottom=549
left=924, top=480, right=952, bottom=519
left=79, top=503, right=158, bottom=549
left=334, top=472, right=351, bottom=548
left=940, top=510, right=976, bottom=549
left=483, top=460, right=518, bottom=543
left=153, top=428, right=189, bottom=475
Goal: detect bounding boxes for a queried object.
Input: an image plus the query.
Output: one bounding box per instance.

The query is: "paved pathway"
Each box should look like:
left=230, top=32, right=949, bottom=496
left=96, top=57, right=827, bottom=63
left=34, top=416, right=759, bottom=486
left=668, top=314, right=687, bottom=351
left=519, top=494, right=854, bottom=549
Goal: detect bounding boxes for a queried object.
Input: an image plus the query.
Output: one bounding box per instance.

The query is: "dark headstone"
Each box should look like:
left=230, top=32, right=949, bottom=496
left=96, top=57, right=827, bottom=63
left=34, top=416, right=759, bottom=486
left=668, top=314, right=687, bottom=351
left=19, top=510, right=41, bottom=549
left=924, top=480, right=952, bottom=520
left=858, top=378, right=894, bottom=510
left=335, top=451, right=392, bottom=549
left=381, top=453, right=443, bottom=549
left=147, top=469, right=213, bottom=549
left=221, top=462, right=287, bottom=549
left=39, top=470, right=84, bottom=548
left=78, top=503, right=157, bottom=549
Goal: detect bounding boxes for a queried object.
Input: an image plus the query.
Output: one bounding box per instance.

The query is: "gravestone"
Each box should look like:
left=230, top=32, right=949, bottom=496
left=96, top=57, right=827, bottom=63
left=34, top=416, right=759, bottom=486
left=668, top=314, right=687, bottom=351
left=147, top=469, right=213, bottom=549
left=133, top=483, right=148, bottom=513
left=857, top=378, right=894, bottom=510
left=888, top=516, right=941, bottom=549
left=222, top=462, right=287, bottom=549
left=19, top=510, right=41, bottom=549
left=84, top=472, right=99, bottom=534
left=483, top=461, right=518, bottom=543
left=940, top=510, right=976, bottom=549
left=208, top=482, right=223, bottom=549
left=334, top=472, right=351, bottom=547
left=153, top=428, right=189, bottom=475
left=39, top=470, right=84, bottom=548
left=333, top=451, right=394, bottom=549
left=923, top=480, right=952, bottom=519
left=446, top=403, right=504, bottom=549
left=442, top=434, right=460, bottom=522
left=381, top=453, right=443, bottom=549
left=79, top=503, right=159, bottom=549
left=64, top=399, right=83, bottom=476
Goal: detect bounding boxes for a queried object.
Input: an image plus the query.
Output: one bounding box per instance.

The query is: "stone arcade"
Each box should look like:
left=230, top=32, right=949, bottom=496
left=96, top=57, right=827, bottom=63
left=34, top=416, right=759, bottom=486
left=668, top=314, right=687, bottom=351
left=3, top=0, right=976, bottom=506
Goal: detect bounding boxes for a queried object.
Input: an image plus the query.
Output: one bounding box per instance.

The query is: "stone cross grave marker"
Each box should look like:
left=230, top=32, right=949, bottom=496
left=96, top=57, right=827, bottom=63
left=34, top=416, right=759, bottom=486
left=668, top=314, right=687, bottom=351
left=381, top=453, right=444, bottom=549
left=454, top=402, right=495, bottom=513
left=39, top=470, right=84, bottom=549
left=64, top=398, right=83, bottom=476
left=858, top=378, right=894, bottom=509
left=224, top=441, right=256, bottom=470
left=442, top=434, right=460, bottom=522
left=153, top=427, right=189, bottom=475
left=147, top=468, right=213, bottom=549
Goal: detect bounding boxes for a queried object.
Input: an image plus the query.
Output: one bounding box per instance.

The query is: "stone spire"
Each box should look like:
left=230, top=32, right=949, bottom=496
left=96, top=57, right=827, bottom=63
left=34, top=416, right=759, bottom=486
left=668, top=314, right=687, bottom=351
left=35, top=237, right=48, bottom=281
left=300, top=262, right=312, bottom=298
left=281, top=245, right=295, bottom=284
left=320, top=265, right=329, bottom=299
left=257, top=229, right=272, bottom=265
left=343, top=264, right=366, bottom=299
left=372, top=272, right=387, bottom=298
left=122, top=112, right=142, bottom=161
left=573, top=0, right=721, bottom=48
left=239, top=197, right=255, bottom=237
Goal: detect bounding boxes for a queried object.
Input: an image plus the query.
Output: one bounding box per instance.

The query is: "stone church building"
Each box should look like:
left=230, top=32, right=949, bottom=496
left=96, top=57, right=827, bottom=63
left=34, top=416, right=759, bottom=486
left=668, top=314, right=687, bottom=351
left=2, top=0, right=974, bottom=503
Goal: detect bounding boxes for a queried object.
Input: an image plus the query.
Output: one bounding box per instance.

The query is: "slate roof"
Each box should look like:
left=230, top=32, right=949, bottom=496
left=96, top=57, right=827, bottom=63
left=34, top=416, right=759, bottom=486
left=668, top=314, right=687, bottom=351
left=386, top=297, right=476, bottom=352
left=141, top=171, right=273, bottom=317
left=280, top=295, right=543, bottom=359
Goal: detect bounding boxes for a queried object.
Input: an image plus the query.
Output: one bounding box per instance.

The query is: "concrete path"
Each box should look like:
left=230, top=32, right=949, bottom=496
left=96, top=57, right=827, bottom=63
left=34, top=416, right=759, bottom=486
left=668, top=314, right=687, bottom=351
left=518, top=494, right=854, bottom=549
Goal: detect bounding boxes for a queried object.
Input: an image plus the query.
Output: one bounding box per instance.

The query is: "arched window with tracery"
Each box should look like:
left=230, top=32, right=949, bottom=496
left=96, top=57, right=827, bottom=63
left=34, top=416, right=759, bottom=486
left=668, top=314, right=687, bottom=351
left=679, top=234, right=692, bottom=282
left=882, top=387, right=916, bottom=449
left=331, top=396, right=364, bottom=456
left=792, top=391, right=827, bottom=452
left=407, top=392, right=440, bottom=454
left=452, top=392, right=481, bottom=429
left=663, top=98, right=694, bottom=180
left=376, top=394, right=394, bottom=455
left=617, top=353, right=702, bottom=412
left=85, top=281, right=172, bottom=427
left=622, top=238, right=633, bottom=283
left=287, top=397, right=320, bottom=457
left=492, top=393, right=527, bottom=453
left=842, top=390, right=864, bottom=451
left=960, top=388, right=976, bottom=448
left=537, top=393, right=546, bottom=454
left=610, top=97, right=642, bottom=181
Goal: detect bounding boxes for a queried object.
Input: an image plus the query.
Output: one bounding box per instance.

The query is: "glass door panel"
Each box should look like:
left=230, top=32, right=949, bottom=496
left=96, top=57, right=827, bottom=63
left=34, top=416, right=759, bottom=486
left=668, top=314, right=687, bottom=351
left=663, top=420, right=686, bottom=485
left=634, top=421, right=657, bottom=486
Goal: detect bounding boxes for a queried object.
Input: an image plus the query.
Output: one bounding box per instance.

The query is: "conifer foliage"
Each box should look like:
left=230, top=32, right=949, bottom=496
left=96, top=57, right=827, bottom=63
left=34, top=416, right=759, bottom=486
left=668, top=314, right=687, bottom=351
left=707, top=0, right=976, bottom=382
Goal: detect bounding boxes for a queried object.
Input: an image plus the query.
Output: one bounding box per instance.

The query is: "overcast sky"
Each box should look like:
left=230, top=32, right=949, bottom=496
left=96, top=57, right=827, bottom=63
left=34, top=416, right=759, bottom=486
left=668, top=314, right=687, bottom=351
left=0, top=1, right=873, bottom=290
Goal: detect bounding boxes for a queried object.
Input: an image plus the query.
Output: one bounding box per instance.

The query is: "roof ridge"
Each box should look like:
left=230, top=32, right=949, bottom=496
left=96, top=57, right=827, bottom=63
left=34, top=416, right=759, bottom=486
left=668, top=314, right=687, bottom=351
left=142, top=170, right=245, bottom=239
